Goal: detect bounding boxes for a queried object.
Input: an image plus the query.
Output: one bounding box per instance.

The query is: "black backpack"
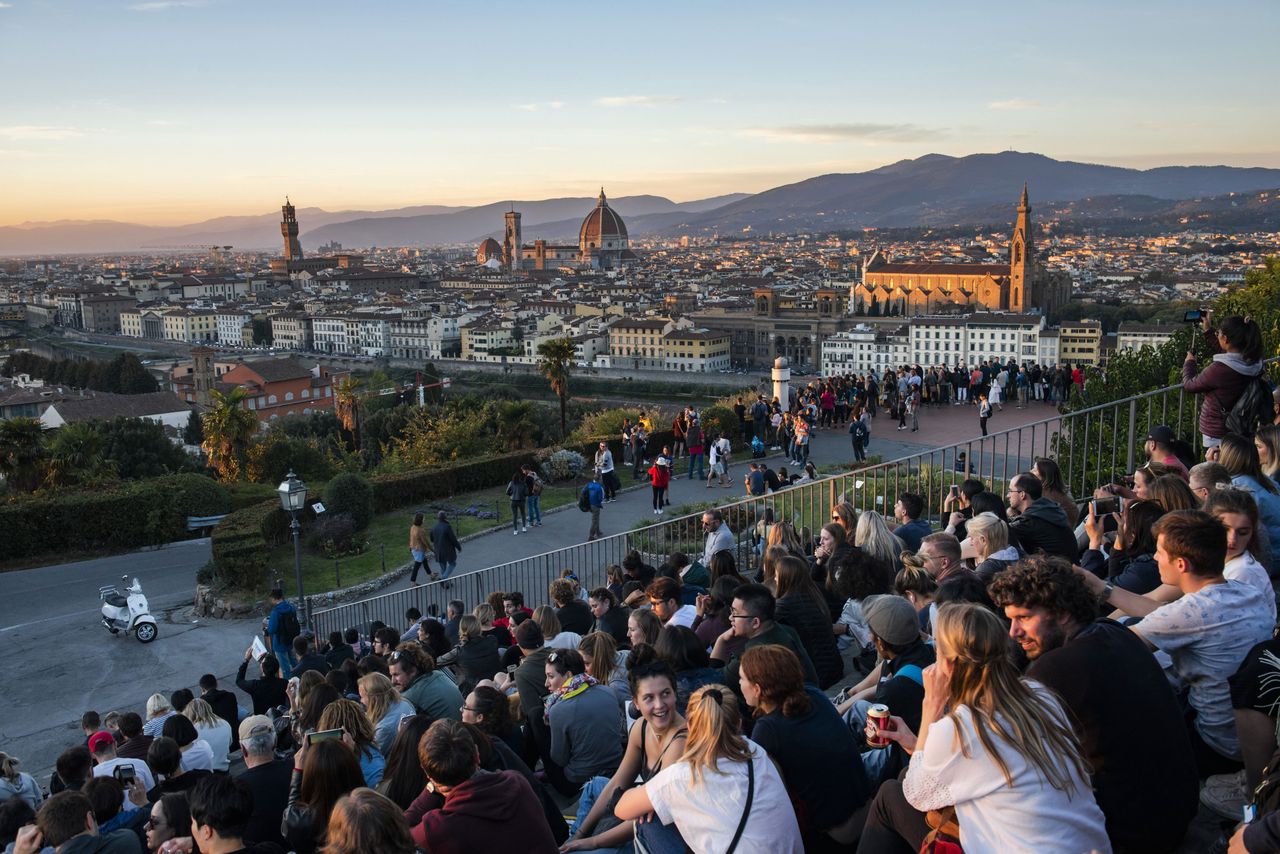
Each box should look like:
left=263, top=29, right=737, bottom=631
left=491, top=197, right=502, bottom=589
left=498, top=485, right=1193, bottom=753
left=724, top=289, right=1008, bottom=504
left=578, top=485, right=592, bottom=513
left=277, top=608, right=301, bottom=645
left=1223, top=375, right=1274, bottom=438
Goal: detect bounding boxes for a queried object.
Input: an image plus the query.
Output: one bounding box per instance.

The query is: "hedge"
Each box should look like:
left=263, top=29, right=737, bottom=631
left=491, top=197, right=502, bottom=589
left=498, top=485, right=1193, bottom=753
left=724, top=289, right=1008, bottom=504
left=0, top=474, right=231, bottom=562
left=367, top=450, right=543, bottom=513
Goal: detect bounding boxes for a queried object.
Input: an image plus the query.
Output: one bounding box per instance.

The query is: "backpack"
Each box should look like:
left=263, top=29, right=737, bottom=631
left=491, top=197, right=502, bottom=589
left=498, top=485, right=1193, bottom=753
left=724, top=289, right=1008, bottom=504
left=578, top=485, right=592, bottom=513
left=530, top=475, right=544, bottom=496
left=1223, top=375, right=1274, bottom=438
left=851, top=420, right=868, bottom=441
left=276, top=607, right=301, bottom=645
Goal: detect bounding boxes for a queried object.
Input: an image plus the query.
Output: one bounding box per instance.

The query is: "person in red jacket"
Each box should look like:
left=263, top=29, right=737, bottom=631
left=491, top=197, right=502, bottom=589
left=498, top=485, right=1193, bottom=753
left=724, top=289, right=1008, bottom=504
left=1184, top=311, right=1265, bottom=449
left=405, top=720, right=557, bottom=854
left=647, top=456, right=671, bottom=517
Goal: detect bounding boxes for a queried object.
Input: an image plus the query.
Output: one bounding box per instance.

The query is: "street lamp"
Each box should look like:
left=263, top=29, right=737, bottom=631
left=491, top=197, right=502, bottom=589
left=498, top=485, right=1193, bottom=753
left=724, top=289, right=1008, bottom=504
left=277, top=469, right=310, bottom=631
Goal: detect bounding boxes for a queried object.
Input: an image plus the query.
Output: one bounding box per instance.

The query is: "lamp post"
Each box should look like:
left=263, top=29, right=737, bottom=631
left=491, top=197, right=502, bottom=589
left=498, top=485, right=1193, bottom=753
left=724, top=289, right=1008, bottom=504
left=277, top=469, right=310, bottom=631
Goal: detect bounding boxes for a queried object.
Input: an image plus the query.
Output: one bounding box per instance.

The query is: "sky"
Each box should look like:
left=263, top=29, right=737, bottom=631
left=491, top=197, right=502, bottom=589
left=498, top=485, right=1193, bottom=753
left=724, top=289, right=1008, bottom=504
left=2, top=0, right=1277, bottom=226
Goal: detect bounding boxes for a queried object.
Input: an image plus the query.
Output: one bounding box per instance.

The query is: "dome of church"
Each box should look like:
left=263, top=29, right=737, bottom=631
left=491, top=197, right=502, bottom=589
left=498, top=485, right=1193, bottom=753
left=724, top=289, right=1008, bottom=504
left=578, top=188, right=628, bottom=251
left=476, top=237, right=503, bottom=264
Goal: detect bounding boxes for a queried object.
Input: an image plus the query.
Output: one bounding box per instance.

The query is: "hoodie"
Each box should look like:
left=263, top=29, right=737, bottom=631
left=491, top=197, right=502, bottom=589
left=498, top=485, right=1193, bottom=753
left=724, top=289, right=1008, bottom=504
left=973, top=545, right=1022, bottom=584
left=1183, top=329, right=1264, bottom=440
left=408, top=770, right=558, bottom=854
left=59, top=829, right=143, bottom=854
left=1009, top=497, right=1079, bottom=561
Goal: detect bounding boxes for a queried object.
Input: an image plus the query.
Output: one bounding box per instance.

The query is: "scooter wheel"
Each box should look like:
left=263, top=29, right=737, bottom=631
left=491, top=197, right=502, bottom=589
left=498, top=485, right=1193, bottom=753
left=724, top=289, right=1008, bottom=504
left=135, top=623, right=158, bottom=643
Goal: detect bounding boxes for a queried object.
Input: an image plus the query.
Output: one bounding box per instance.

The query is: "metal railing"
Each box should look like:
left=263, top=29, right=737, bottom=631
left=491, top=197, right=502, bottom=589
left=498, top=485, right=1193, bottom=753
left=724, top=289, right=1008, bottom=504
left=311, top=360, right=1277, bottom=640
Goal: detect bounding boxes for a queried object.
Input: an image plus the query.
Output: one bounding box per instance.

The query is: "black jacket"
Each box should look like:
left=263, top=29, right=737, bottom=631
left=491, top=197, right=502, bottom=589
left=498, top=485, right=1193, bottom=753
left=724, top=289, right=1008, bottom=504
left=556, top=599, right=594, bottom=635
left=430, top=520, right=462, bottom=564
left=775, top=594, right=843, bottom=689
left=202, top=687, right=240, bottom=731
left=1009, top=498, right=1080, bottom=561
left=236, top=662, right=288, bottom=716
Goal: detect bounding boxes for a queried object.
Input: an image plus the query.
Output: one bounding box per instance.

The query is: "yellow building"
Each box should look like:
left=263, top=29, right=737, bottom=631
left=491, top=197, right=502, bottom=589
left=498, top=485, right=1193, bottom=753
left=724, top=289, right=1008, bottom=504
left=608, top=318, right=673, bottom=370
left=663, top=328, right=731, bottom=372
left=1058, top=319, right=1103, bottom=367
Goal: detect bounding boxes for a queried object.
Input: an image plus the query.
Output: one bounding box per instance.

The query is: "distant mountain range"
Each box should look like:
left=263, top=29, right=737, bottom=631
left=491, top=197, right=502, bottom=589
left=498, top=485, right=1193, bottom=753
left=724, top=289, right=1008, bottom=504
left=3, top=151, right=1279, bottom=255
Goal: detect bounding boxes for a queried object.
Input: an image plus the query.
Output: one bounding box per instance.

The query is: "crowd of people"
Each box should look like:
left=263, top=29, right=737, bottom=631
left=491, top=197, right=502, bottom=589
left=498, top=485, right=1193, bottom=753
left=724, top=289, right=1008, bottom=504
left=4, top=313, right=1280, bottom=854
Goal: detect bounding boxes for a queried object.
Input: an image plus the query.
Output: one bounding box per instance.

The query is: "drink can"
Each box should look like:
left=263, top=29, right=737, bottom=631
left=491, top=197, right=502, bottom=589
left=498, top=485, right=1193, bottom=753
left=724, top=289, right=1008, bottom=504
left=867, top=703, right=893, bottom=748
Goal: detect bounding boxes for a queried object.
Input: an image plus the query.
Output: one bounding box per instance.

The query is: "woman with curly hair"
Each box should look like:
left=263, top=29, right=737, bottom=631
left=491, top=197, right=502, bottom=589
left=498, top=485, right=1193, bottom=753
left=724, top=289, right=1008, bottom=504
left=860, top=603, right=1108, bottom=852
left=829, top=547, right=896, bottom=655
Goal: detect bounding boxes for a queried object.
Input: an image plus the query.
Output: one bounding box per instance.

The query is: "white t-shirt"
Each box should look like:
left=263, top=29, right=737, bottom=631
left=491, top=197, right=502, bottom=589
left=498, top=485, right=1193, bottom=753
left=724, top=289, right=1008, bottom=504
left=180, top=738, right=216, bottom=772
left=664, top=604, right=697, bottom=630
left=548, top=630, right=583, bottom=650
left=902, top=686, right=1111, bottom=854
left=1133, top=579, right=1275, bottom=758
left=93, top=758, right=155, bottom=812
left=195, top=719, right=233, bottom=772
left=646, top=740, right=802, bottom=854
left=1225, top=552, right=1277, bottom=624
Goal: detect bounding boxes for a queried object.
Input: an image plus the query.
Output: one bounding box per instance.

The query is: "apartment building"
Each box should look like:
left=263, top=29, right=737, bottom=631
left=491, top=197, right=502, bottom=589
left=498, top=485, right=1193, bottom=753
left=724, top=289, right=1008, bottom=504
left=270, top=313, right=313, bottom=352
left=1059, top=320, right=1103, bottom=367
left=1115, top=322, right=1179, bottom=353
left=662, top=328, right=731, bottom=373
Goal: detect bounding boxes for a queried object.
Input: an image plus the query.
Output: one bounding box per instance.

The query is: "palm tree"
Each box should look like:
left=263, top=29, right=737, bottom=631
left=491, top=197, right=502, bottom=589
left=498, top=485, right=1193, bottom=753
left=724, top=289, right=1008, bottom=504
left=0, top=417, right=47, bottom=493
left=201, top=388, right=258, bottom=482
left=333, top=375, right=364, bottom=452
left=537, top=338, right=576, bottom=438
left=44, top=422, right=115, bottom=488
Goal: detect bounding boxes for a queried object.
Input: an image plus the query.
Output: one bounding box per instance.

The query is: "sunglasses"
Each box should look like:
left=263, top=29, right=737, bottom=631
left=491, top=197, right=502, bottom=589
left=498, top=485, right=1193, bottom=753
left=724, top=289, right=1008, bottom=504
left=388, top=650, right=406, bottom=664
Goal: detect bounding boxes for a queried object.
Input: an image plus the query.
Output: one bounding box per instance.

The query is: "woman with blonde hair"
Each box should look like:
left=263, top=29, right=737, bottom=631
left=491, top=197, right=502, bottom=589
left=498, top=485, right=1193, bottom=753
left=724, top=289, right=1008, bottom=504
left=0, top=752, right=41, bottom=810
left=534, top=605, right=581, bottom=650
left=765, top=519, right=806, bottom=559
left=472, top=601, right=511, bottom=648
left=894, top=558, right=938, bottom=620
left=965, top=512, right=1021, bottom=583
left=358, top=672, right=414, bottom=755
left=143, top=693, right=175, bottom=738
left=1145, top=474, right=1199, bottom=513
left=318, top=698, right=386, bottom=788
left=616, top=684, right=803, bottom=854
left=855, top=510, right=904, bottom=578
left=181, top=697, right=232, bottom=773
left=322, top=787, right=415, bottom=854
left=861, top=603, right=1109, bottom=852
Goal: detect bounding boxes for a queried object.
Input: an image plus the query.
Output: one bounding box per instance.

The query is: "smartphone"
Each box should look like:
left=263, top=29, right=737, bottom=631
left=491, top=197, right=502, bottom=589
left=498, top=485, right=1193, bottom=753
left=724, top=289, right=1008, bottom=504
left=306, top=728, right=343, bottom=745
left=1091, top=496, right=1122, bottom=515
left=505, top=664, right=519, bottom=674
left=1184, top=309, right=1205, bottom=323
left=112, top=765, right=136, bottom=784
left=948, top=485, right=960, bottom=498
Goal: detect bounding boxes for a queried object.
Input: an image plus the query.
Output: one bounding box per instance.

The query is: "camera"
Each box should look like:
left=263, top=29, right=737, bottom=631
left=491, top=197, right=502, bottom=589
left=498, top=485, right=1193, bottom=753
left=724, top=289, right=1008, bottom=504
left=1091, top=496, right=1122, bottom=516
left=112, top=765, right=136, bottom=784
left=1184, top=309, right=1206, bottom=324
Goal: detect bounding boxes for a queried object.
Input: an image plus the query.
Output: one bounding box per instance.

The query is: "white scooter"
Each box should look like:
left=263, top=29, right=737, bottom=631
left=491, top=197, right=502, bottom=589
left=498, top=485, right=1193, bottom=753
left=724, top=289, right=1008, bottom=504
left=99, top=576, right=158, bottom=643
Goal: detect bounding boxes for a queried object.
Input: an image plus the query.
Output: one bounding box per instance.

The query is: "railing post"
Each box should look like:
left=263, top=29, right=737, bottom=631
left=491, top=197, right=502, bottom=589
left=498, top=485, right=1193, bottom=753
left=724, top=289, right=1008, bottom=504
left=1125, top=398, right=1137, bottom=475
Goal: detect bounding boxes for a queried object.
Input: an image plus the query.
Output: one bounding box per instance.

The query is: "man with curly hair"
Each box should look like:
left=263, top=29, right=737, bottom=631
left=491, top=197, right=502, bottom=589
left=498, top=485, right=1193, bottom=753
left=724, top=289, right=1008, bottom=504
left=990, top=555, right=1197, bottom=853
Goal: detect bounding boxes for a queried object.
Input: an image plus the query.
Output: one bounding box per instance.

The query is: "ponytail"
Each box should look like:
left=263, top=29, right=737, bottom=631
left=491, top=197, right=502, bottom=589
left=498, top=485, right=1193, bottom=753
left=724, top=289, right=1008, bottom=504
left=1220, top=315, right=1264, bottom=364
left=680, top=684, right=750, bottom=784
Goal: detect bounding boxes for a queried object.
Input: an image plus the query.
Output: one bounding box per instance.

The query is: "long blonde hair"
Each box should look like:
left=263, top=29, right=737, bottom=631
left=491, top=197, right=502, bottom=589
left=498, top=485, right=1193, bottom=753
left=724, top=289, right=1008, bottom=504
left=933, top=604, right=1091, bottom=792
left=965, top=512, right=1009, bottom=560
left=855, top=511, right=904, bottom=568
left=457, top=615, right=482, bottom=645
left=182, top=698, right=220, bottom=729
left=764, top=521, right=804, bottom=558
left=358, top=673, right=401, bottom=727
left=0, top=752, right=20, bottom=784
left=533, top=605, right=562, bottom=639
left=679, top=684, right=751, bottom=785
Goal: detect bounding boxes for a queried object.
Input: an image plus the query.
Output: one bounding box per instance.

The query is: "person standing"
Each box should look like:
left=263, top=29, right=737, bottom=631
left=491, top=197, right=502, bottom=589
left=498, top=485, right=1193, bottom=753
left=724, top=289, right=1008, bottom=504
left=685, top=419, right=705, bottom=481
left=506, top=471, right=529, bottom=535
left=978, top=393, right=991, bottom=437
left=672, top=411, right=687, bottom=460
left=708, top=433, right=731, bottom=488
left=522, top=464, right=544, bottom=528
left=586, top=474, right=606, bottom=541
left=849, top=407, right=869, bottom=462
left=909, top=386, right=921, bottom=433
left=594, top=441, right=618, bottom=502
left=265, top=588, right=299, bottom=679
left=430, top=511, right=462, bottom=582
left=409, top=513, right=431, bottom=585
left=648, top=456, right=671, bottom=516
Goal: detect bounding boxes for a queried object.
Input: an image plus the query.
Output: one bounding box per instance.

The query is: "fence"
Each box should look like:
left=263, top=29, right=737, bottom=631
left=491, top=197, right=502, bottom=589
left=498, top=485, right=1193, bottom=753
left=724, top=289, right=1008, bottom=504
left=311, top=361, right=1277, bottom=639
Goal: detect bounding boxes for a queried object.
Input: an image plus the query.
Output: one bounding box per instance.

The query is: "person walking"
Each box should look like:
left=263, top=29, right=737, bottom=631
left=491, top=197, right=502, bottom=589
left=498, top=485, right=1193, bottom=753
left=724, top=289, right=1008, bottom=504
left=522, top=464, right=544, bottom=528
left=506, top=470, right=528, bottom=535
left=978, top=393, right=991, bottom=437
left=849, top=407, right=869, bottom=462
left=648, top=456, right=671, bottom=516
left=409, top=512, right=432, bottom=585
left=909, top=387, right=920, bottom=433
left=429, top=511, right=462, bottom=583
left=586, top=474, right=606, bottom=541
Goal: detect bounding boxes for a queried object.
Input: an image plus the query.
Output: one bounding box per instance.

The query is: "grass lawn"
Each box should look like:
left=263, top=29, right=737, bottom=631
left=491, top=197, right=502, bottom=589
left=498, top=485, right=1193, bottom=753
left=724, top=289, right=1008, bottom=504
left=267, top=482, right=580, bottom=596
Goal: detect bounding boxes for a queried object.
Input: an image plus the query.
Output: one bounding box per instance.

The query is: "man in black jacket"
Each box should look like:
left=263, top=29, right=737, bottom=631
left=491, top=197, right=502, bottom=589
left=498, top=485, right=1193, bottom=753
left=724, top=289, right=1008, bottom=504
left=430, top=511, right=463, bottom=581
left=1006, top=472, right=1079, bottom=560
left=198, top=673, right=240, bottom=730
left=236, top=650, right=288, bottom=716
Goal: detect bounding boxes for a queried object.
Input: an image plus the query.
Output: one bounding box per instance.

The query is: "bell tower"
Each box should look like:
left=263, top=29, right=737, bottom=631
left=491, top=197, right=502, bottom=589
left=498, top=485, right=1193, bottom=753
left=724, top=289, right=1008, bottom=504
left=281, top=197, right=303, bottom=262
left=1009, top=183, right=1032, bottom=312
left=503, top=209, right=522, bottom=272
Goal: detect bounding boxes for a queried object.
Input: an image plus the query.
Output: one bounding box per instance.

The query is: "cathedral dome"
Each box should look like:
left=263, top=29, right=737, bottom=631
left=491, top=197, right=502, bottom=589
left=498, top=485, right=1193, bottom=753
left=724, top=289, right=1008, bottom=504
left=476, top=237, right=502, bottom=264
left=578, top=188, right=628, bottom=252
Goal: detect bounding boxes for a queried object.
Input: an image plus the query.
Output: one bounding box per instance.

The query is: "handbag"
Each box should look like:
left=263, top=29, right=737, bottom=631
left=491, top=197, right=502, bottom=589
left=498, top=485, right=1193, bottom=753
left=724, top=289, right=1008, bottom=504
left=919, top=806, right=962, bottom=854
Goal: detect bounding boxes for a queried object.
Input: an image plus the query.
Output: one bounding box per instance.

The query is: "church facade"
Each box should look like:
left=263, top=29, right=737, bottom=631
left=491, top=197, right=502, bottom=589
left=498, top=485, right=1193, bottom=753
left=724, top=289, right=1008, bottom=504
left=852, top=185, right=1069, bottom=316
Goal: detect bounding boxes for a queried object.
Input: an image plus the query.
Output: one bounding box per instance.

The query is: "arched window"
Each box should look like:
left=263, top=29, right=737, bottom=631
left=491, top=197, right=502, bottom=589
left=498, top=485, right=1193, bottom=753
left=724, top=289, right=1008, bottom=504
left=284, top=392, right=294, bottom=401
left=301, top=388, right=310, bottom=399
left=267, top=394, right=277, bottom=404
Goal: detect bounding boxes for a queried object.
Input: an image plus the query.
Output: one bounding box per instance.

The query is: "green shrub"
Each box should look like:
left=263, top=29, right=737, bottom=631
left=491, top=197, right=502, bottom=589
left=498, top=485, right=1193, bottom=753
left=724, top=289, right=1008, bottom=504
left=368, top=450, right=542, bottom=513
left=155, top=473, right=231, bottom=519
left=323, top=473, right=374, bottom=531
left=0, top=482, right=178, bottom=561
left=209, top=500, right=275, bottom=590
left=247, top=434, right=333, bottom=485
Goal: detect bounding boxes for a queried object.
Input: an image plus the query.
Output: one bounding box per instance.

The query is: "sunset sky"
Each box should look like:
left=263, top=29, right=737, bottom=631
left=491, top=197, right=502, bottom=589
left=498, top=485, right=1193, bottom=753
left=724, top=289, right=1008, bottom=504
left=2, top=0, right=1277, bottom=225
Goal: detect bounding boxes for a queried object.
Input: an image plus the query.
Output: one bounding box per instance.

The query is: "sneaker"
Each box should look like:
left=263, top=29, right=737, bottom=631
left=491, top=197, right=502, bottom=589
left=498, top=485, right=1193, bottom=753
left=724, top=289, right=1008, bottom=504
left=513, top=530, right=519, bottom=536
left=522, top=526, right=528, bottom=532
left=1200, top=771, right=1248, bottom=821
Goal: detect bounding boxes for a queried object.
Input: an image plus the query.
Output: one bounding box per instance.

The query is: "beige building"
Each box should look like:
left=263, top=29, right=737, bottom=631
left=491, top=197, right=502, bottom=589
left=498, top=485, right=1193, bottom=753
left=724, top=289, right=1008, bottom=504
left=1059, top=320, right=1103, bottom=367
left=270, top=313, right=313, bottom=351
left=662, top=328, right=731, bottom=373
left=460, top=321, right=516, bottom=360
left=80, top=294, right=136, bottom=334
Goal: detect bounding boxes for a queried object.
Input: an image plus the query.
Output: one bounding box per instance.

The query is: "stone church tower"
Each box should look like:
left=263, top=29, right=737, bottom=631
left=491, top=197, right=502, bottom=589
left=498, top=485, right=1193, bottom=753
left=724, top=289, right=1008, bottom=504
left=281, top=197, right=303, bottom=262
left=503, top=209, right=522, bottom=272
left=191, top=345, right=215, bottom=409
left=1009, top=183, right=1032, bottom=312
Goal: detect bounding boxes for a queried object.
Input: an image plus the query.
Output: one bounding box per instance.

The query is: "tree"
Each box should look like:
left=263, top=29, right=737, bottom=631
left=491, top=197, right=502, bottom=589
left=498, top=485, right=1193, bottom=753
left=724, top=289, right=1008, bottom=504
left=0, top=417, right=47, bottom=493
left=44, top=422, right=114, bottom=488
left=99, top=417, right=194, bottom=479
left=494, top=400, right=538, bottom=450
left=115, top=353, right=158, bottom=394
left=537, top=337, right=576, bottom=438
left=333, top=375, right=364, bottom=452
left=183, top=410, right=204, bottom=446
left=201, top=388, right=259, bottom=482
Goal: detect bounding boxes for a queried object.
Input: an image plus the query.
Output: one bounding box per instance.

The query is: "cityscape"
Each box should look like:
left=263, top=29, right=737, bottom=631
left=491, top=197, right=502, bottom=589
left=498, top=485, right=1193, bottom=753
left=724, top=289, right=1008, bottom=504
left=2, top=2, right=1280, bottom=853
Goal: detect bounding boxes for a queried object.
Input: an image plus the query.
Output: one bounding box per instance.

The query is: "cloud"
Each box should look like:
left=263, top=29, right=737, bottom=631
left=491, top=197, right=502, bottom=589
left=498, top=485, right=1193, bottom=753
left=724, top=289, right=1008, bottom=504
left=0, top=125, right=83, bottom=140
left=128, top=0, right=206, bottom=10
left=0, top=3, right=13, bottom=9
left=742, top=122, right=945, bottom=144
left=988, top=98, right=1040, bottom=111
left=595, top=95, right=681, bottom=108
left=514, top=100, right=566, bottom=112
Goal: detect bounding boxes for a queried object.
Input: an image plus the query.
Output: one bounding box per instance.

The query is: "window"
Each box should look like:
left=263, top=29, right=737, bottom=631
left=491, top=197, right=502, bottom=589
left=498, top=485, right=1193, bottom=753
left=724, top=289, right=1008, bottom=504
left=285, top=392, right=294, bottom=401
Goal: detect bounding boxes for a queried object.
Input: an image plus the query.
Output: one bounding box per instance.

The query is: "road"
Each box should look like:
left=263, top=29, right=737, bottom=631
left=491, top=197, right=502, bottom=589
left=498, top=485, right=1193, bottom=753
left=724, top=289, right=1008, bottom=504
left=0, top=539, right=264, bottom=782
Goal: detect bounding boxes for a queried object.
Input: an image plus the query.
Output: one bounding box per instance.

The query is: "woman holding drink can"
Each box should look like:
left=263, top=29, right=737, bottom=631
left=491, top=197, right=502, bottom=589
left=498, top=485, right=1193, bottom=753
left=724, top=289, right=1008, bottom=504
left=857, top=603, right=1110, bottom=853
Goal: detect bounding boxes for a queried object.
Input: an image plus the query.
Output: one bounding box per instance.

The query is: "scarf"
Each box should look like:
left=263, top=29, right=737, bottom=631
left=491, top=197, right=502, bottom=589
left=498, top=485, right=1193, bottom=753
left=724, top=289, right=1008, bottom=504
left=544, top=672, right=599, bottom=715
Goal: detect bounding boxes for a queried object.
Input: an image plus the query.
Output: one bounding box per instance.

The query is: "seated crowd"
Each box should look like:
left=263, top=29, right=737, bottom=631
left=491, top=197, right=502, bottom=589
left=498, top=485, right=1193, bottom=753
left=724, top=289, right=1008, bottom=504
left=8, top=419, right=1280, bottom=853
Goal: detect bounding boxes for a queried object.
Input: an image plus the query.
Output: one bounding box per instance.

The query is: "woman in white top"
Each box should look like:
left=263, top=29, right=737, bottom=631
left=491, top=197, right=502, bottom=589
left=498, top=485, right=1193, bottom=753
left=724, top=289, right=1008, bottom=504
left=182, top=698, right=232, bottom=773
left=534, top=605, right=582, bottom=650
left=616, top=683, right=803, bottom=854
left=860, top=602, right=1110, bottom=854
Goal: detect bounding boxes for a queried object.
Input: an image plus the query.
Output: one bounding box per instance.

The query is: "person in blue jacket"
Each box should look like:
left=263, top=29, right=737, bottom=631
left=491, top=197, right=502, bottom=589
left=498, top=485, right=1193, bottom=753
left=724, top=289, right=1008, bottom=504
left=266, top=589, right=299, bottom=678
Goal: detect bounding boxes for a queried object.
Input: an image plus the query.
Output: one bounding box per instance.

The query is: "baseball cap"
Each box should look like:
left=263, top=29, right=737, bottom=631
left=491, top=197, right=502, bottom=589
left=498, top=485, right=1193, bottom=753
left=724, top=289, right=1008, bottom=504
left=238, top=714, right=274, bottom=742
left=87, top=731, right=116, bottom=753
left=863, top=595, right=921, bottom=646
left=1147, top=425, right=1176, bottom=445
